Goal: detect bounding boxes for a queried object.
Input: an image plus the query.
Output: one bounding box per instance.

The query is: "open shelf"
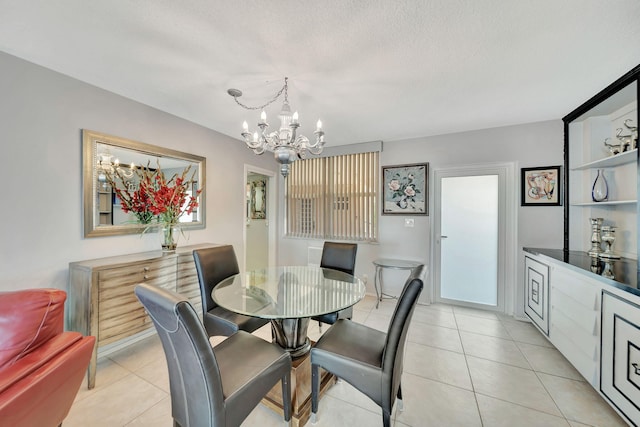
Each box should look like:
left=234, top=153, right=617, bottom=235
left=571, top=149, right=637, bottom=171
left=570, top=200, right=637, bottom=206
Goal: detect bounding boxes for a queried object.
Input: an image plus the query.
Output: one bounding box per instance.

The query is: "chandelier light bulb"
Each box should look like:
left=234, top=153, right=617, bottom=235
left=316, top=120, right=322, bottom=131
left=242, top=121, right=249, bottom=132
left=260, top=111, right=267, bottom=123
left=253, top=132, right=259, bottom=142
left=292, top=111, right=299, bottom=123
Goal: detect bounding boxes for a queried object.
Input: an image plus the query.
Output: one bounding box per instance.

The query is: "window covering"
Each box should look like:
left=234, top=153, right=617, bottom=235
left=286, top=151, right=379, bottom=242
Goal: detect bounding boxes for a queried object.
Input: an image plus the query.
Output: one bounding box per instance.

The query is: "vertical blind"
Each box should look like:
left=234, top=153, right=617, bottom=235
left=286, top=151, right=379, bottom=242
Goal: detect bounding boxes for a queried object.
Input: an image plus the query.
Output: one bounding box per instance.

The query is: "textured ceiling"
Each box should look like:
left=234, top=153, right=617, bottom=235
left=1, top=1, right=639, bottom=146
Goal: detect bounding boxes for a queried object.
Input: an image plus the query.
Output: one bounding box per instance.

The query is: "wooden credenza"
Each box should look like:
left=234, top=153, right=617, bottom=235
left=67, top=243, right=218, bottom=389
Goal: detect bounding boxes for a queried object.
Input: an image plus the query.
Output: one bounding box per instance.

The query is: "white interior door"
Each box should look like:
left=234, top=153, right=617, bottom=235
left=433, top=164, right=513, bottom=312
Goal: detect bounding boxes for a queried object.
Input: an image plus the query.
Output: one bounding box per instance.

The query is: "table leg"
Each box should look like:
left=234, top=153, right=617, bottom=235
left=374, top=266, right=383, bottom=309
left=263, top=344, right=336, bottom=427
left=271, top=318, right=311, bottom=358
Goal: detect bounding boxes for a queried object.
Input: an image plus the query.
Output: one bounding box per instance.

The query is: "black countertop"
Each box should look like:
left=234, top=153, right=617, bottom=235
left=523, top=247, right=640, bottom=298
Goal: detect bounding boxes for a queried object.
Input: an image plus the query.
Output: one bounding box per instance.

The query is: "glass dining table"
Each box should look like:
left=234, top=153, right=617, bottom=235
left=213, top=266, right=365, bottom=357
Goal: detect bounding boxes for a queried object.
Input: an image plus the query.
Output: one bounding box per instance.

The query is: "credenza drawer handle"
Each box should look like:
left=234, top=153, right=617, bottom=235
left=143, top=267, right=150, bottom=272
left=144, top=275, right=149, bottom=280
left=633, top=363, right=640, bottom=375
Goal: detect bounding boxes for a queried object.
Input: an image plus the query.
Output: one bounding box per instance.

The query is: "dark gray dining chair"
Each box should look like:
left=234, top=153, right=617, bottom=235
left=135, top=283, right=292, bottom=427
left=310, top=278, right=423, bottom=427
left=407, top=264, right=425, bottom=282
left=193, top=245, right=269, bottom=337
left=313, top=242, right=358, bottom=331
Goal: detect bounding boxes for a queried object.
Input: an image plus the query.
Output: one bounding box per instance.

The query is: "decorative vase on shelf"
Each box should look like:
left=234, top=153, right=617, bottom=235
left=591, top=169, right=608, bottom=202
left=160, top=224, right=179, bottom=252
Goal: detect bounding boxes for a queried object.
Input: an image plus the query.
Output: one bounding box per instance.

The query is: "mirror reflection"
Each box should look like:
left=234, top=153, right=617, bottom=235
left=83, top=130, right=206, bottom=237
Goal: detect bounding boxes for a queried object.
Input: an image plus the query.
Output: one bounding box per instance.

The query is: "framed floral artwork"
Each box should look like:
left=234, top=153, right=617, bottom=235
left=521, top=166, right=562, bottom=206
left=382, top=163, right=428, bottom=215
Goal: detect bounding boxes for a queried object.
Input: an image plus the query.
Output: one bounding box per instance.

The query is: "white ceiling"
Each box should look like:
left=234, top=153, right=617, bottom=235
left=1, top=1, right=639, bottom=146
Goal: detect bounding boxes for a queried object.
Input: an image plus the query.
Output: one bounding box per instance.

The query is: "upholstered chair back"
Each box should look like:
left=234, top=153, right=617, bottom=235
left=193, top=245, right=240, bottom=313
left=381, top=278, right=423, bottom=413
left=135, top=283, right=225, bottom=427
left=319, top=242, right=357, bottom=275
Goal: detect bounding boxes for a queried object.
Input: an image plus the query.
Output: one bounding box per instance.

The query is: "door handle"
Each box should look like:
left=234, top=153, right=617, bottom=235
left=441, top=236, right=448, bottom=239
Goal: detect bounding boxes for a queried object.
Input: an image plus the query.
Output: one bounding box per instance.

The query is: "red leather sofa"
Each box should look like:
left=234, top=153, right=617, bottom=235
left=0, top=288, right=95, bottom=427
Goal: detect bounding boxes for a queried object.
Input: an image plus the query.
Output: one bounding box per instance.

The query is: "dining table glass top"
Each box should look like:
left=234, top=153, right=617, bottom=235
left=212, top=266, right=366, bottom=319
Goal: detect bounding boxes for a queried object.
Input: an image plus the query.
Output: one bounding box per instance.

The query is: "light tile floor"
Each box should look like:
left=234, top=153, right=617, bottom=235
left=65, top=296, right=629, bottom=427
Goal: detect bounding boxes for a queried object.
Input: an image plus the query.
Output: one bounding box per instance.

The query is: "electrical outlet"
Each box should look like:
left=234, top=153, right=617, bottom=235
left=404, top=218, right=415, bottom=228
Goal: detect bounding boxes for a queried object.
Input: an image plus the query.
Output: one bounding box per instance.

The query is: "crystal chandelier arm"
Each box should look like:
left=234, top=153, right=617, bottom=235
left=294, top=135, right=310, bottom=148
left=308, top=144, right=324, bottom=155
left=243, top=135, right=262, bottom=150
left=252, top=145, right=267, bottom=155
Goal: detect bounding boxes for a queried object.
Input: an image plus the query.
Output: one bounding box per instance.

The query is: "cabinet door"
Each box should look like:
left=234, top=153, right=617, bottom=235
left=601, top=290, right=640, bottom=425
left=524, top=256, right=549, bottom=335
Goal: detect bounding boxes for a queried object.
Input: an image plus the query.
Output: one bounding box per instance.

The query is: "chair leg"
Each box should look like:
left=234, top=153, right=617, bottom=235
left=311, top=363, right=320, bottom=424
left=383, top=410, right=392, bottom=427
left=318, top=321, right=322, bottom=333
left=282, top=371, right=292, bottom=422
left=397, top=383, right=404, bottom=411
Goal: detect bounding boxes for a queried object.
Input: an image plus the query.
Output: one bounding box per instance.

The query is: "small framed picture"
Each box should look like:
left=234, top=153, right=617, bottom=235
left=521, top=166, right=562, bottom=206
left=382, top=163, right=428, bottom=215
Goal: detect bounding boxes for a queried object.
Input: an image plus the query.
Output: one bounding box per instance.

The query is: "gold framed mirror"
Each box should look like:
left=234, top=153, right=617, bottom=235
left=83, top=129, right=206, bottom=237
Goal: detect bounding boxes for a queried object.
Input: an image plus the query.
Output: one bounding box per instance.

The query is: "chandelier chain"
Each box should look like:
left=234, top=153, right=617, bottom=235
left=232, top=77, right=289, bottom=111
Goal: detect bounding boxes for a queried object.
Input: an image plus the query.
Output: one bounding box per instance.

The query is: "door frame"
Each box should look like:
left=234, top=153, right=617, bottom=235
left=243, top=164, right=277, bottom=271
left=431, top=162, right=517, bottom=314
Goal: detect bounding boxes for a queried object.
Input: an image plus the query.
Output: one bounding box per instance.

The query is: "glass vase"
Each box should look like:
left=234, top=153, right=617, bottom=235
left=160, top=224, right=179, bottom=252
left=591, top=169, right=608, bottom=202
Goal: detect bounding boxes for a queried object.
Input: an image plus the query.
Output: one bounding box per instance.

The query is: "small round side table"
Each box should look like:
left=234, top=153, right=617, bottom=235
left=373, top=258, right=425, bottom=308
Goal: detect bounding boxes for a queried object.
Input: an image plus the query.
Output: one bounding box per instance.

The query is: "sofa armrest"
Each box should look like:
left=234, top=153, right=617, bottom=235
left=0, top=332, right=88, bottom=394
left=0, top=334, right=95, bottom=427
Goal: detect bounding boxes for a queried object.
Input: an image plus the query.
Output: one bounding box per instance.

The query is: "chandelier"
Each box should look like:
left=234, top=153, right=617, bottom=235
left=96, top=150, right=135, bottom=188
left=228, top=77, right=325, bottom=177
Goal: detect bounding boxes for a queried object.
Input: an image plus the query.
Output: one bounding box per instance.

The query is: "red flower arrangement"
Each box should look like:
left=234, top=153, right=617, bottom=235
left=106, top=161, right=202, bottom=236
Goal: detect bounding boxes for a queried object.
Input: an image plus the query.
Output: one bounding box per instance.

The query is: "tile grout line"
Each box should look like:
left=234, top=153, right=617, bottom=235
left=453, top=310, right=486, bottom=427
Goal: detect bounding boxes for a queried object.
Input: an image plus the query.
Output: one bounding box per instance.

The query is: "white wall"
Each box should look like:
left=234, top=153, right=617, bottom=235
left=278, top=120, right=564, bottom=317
left=0, top=51, right=277, bottom=292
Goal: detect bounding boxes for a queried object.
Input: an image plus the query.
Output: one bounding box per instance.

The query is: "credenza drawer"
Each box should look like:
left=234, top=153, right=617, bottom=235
left=552, top=308, right=598, bottom=361
left=98, top=258, right=176, bottom=285
left=552, top=267, right=600, bottom=310
left=552, top=283, right=599, bottom=337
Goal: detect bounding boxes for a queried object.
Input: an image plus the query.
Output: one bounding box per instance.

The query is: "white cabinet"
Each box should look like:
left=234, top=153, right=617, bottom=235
left=524, top=249, right=640, bottom=425
left=601, top=289, right=640, bottom=426
left=524, top=255, right=549, bottom=335
left=550, top=267, right=600, bottom=385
